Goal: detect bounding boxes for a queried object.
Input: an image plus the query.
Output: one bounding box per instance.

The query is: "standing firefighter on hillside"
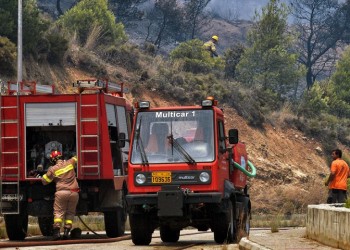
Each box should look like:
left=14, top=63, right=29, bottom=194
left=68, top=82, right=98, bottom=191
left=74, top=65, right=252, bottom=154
left=203, top=35, right=219, bottom=57
left=41, top=151, right=79, bottom=240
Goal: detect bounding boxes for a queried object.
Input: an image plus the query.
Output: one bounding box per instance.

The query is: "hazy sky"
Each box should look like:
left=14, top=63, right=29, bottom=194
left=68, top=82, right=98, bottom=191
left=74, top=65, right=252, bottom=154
left=207, top=0, right=283, bottom=20
left=206, top=0, right=345, bottom=21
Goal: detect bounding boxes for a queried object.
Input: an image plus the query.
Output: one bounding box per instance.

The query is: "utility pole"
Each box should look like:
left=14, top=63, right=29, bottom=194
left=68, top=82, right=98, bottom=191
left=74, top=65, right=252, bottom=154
left=17, top=0, right=23, bottom=91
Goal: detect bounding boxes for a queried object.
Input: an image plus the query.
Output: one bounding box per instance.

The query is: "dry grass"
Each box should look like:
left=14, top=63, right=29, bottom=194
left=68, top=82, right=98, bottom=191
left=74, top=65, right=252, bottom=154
left=84, top=25, right=103, bottom=51
left=268, top=102, right=297, bottom=128
left=252, top=180, right=328, bottom=215
left=251, top=213, right=306, bottom=228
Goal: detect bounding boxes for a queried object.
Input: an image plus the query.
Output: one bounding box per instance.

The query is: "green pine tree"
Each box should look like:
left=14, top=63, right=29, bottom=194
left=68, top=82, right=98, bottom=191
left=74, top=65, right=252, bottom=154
left=236, top=0, right=304, bottom=100
left=328, top=46, right=350, bottom=118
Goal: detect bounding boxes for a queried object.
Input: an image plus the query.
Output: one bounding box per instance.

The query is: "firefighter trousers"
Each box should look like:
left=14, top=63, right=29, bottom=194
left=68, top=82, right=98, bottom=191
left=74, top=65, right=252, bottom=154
left=53, top=190, right=79, bottom=229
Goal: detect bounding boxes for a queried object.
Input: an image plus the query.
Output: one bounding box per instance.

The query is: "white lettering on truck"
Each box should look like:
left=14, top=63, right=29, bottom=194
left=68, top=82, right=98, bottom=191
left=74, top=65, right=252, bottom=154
left=155, top=111, right=195, bottom=118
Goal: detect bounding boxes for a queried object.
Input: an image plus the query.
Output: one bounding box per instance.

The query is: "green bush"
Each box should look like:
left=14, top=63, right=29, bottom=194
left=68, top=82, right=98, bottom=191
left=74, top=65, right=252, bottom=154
left=142, top=42, right=157, bottom=56
left=0, top=0, right=49, bottom=57
left=170, top=39, right=224, bottom=74
left=0, top=36, right=16, bottom=76
left=224, top=43, right=245, bottom=79
left=0, top=1, right=16, bottom=40
left=297, top=83, right=330, bottom=118
left=104, top=44, right=141, bottom=71
left=329, top=46, right=350, bottom=116
left=46, top=33, right=68, bottom=64
left=23, top=0, right=50, bottom=56
left=58, top=0, right=126, bottom=45
left=78, top=51, right=107, bottom=77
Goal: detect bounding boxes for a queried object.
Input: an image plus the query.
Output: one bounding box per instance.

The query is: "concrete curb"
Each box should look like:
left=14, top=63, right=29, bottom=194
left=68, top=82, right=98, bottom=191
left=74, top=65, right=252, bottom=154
left=239, top=237, right=272, bottom=250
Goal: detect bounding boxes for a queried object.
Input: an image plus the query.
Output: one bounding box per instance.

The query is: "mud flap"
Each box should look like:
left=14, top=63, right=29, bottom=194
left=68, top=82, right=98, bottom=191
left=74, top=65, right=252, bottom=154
left=224, top=180, right=235, bottom=199
left=158, top=185, right=184, bottom=217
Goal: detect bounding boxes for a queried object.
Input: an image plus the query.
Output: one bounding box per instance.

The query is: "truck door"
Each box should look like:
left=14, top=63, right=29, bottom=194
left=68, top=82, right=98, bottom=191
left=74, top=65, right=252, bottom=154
left=106, top=104, right=130, bottom=176
left=217, top=120, right=229, bottom=180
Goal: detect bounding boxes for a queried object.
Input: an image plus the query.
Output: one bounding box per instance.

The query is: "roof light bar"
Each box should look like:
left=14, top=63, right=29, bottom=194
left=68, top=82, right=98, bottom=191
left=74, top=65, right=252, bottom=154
left=201, top=99, right=213, bottom=107
left=138, top=101, right=150, bottom=109
left=201, top=96, right=218, bottom=107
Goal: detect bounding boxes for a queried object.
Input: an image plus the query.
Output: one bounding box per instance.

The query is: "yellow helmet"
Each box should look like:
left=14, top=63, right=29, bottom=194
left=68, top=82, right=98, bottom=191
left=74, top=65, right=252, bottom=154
left=212, top=35, right=219, bottom=42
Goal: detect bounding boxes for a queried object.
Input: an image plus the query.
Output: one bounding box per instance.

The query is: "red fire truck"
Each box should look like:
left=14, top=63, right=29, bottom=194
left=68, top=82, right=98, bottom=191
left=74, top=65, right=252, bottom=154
left=124, top=98, right=256, bottom=245
left=0, top=79, right=132, bottom=240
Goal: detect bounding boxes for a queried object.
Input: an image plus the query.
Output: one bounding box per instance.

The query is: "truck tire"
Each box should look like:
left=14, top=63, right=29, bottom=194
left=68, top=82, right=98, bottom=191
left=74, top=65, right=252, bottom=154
left=104, top=187, right=128, bottom=238
left=213, top=212, right=228, bottom=244
left=160, top=226, right=180, bottom=242
left=238, top=199, right=251, bottom=238
left=38, top=216, right=54, bottom=236
left=104, top=208, right=126, bottom=237
left=4, top=211, right=28, bottom=240
left=213, top=200, right=236, bottom=244
left=129, top=213, right=153, bottom=245
left=227, top=200, right=237, bottom=243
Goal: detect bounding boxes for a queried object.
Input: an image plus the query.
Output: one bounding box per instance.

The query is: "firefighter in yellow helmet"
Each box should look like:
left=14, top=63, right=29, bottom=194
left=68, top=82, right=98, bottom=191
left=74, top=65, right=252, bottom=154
left=41, top=150, right=79, bottom=240
left=203, top=35, right=219, bottom=57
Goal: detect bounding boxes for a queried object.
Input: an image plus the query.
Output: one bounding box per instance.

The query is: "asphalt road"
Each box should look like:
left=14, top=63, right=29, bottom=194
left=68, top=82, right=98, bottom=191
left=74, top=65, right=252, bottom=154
left=0, top=229, right=239, bottom=250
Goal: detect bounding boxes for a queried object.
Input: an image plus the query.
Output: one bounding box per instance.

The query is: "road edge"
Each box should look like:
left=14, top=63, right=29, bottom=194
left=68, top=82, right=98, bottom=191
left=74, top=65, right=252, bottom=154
left=238, top=237, right=272, bottom=250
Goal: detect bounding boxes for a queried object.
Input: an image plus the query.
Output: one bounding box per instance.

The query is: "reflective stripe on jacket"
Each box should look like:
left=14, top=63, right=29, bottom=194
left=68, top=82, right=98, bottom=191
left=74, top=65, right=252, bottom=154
left=42, top=157, right=79, bottom=191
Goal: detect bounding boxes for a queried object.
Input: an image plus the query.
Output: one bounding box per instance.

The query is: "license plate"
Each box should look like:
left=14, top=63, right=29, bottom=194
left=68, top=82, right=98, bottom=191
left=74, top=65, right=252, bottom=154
left=152, top=171, right=171, bottom=184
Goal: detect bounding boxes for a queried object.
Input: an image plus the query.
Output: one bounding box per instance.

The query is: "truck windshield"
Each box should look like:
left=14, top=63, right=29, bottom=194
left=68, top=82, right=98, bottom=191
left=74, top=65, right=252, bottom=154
left=130, top=109, right=214, bottom=164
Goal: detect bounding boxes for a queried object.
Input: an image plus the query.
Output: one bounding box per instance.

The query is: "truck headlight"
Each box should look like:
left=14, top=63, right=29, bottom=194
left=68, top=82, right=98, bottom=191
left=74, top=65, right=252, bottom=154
left=135, top=173, right=146, bottom=184
left=199, top=172, right=210, bottom=183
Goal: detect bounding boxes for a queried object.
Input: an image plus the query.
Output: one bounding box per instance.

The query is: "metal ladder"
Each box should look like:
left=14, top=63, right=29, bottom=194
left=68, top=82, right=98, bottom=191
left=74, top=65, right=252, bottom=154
left=79, top=93, right=101, bottom=177
left=0, top=87, right=21, bottom=214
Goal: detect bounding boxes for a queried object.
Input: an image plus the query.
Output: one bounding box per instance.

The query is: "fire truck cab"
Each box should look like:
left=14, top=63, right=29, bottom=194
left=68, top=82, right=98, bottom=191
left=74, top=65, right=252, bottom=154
left=124, top=98, right=256, bottom=245
left=0, top=80, right=132, bottom=240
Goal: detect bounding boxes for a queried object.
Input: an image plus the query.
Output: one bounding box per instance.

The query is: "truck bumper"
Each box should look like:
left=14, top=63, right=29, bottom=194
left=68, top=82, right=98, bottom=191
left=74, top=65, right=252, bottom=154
left=127, top=185, right=222, bottom=217
left=126, top=192, right=222, bottom=205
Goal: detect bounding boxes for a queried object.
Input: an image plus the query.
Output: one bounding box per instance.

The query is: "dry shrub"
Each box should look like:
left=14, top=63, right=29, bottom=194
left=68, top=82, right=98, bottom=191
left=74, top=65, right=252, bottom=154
left=0, top=37, right=16, bottom=76
left=77, top=51, right=107, bottom=77
left=84, top=25, right=103, bottom=51
left=268, top=102, right=297, bottom=128
left=104, top=44, right=141, bottom=71
left=270, top=216, right=280, bottom=233
left=64, top=31, right=80, bottom=66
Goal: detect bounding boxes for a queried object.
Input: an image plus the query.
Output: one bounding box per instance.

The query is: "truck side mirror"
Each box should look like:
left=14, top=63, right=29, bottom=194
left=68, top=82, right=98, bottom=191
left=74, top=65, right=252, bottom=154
left=228, top=129, right=238, bottom=144
left=118, top=132, right=128, bottom=148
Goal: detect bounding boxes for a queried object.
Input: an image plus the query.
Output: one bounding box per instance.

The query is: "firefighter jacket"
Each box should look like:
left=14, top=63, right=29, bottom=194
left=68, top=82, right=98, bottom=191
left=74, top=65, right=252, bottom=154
left=203, top=40, right=218, bottom=57
left=42, top=157, right=79, bottom=191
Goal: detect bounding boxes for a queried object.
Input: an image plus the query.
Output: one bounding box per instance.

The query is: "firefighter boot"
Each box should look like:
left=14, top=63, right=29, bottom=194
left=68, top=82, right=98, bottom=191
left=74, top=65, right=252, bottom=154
left=52, top=227, right=61, bottom=241
left=62, top=227, right=71, bottom=240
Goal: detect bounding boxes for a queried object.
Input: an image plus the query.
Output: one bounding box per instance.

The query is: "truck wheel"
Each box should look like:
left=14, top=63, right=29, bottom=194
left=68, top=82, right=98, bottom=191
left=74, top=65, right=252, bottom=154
left=129, top=213, right=153, bottom=245
left=38, top=216, right=54, bottom=236
left=238, top=205, right=250, bottom=239
left=4, top=211, right=28, bottom=240
left=213, top=212, right=228, bottom=244
left=104, top=208, right=126, bottom=237
left=213, top=200, right=236, bottom=244
left=160, top=226, right=180, bottom=242
left=227, top=200, right=237, bottom=243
